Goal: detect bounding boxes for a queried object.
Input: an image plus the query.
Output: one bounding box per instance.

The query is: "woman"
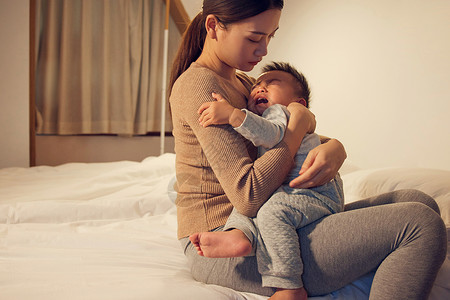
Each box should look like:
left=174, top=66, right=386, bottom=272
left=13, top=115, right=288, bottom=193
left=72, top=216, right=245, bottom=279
left=168, top=1, right=447, bottom=299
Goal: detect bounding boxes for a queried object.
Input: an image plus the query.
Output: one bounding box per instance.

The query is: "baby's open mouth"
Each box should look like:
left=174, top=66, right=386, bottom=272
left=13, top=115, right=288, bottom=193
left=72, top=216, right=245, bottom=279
left=255, top=98, right=268, bottom=105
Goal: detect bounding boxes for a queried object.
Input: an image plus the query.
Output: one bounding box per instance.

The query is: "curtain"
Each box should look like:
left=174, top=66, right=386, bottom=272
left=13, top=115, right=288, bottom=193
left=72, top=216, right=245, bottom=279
left=35, top=0, right=178, bottom=135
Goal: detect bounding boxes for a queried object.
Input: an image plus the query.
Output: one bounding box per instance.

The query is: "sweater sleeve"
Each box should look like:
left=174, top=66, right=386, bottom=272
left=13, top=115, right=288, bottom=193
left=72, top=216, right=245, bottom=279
left=171, top=69, right=294, bottom=217
left=234, top=104, right=289, bottom=150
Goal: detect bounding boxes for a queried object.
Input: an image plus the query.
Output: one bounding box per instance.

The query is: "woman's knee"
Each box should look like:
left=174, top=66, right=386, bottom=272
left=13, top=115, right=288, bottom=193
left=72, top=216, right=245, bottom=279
left=403, top=202, right=446, bottom=259
left=392, top=189, right=440, bottom=214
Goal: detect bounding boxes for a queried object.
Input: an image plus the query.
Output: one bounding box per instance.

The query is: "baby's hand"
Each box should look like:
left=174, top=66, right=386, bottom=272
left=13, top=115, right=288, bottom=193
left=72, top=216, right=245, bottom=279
left=197, top=93, right=235, bottom=127
left=286, top=102, right=306, bottom=113
left=287, top=102, right=316, bottom=134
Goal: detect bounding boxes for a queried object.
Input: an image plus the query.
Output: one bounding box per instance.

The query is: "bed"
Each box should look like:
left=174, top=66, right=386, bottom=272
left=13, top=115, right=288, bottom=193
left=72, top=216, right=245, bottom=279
left=1, top=153, right=448, bottom=300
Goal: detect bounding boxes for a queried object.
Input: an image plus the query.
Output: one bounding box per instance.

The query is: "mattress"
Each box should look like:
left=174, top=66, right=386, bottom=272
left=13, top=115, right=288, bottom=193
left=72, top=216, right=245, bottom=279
left=0, top=153, right=448, bottom=299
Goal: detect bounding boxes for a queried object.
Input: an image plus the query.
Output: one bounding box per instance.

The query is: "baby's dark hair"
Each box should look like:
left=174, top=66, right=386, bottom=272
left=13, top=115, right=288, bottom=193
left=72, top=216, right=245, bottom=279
left=261, top=62, right=311, bottom=108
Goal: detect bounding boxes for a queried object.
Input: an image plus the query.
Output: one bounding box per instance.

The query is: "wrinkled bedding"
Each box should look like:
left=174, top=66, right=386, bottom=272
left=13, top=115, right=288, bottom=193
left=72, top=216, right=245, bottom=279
left=0, top=153, right=448, bottom=300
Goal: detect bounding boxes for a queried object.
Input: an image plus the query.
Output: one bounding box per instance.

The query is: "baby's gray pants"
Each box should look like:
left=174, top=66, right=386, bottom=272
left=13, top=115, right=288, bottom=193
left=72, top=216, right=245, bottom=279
left=223, top=176, right=344, bottom=289
left=180, top=189, right=447, bottom=299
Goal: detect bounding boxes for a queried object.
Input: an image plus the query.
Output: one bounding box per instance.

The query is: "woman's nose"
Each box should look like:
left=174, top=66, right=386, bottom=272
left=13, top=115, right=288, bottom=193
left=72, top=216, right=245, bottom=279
left=255, top=40, right=268, bottom=57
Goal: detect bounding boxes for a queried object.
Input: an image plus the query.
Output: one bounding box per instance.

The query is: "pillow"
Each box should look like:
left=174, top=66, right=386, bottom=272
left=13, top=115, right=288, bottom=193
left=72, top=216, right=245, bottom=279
left=338, top=160, right=360, bottom=176
left=342, top=168, right=450, bottom=226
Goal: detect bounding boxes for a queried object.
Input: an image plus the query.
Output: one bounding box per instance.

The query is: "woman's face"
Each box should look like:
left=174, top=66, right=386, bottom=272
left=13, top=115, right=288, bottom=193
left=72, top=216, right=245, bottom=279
left=215, top=9, right=281, bottom=72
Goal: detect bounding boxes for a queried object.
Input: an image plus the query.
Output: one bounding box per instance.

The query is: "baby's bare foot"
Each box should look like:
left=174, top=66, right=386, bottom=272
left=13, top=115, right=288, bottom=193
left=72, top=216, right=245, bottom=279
left=189, top=229, right=252, bottom=258
left=269, top=287, right=308, bottom=300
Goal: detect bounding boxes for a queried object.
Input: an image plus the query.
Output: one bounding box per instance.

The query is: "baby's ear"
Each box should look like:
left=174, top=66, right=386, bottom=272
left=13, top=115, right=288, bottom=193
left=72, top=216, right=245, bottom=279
left=297, top=98, right=307, bottom=107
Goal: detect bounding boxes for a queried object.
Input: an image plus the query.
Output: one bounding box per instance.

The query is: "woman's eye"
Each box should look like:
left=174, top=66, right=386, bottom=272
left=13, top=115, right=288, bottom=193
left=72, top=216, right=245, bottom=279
left=248, top=38, right=259, bottom=43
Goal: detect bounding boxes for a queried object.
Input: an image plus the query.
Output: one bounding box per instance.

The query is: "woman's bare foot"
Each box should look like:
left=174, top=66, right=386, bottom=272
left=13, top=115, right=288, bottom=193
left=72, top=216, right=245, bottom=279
left=189, top=229, right=252, bottom=258
left=269, top=287, right=308, bottom=300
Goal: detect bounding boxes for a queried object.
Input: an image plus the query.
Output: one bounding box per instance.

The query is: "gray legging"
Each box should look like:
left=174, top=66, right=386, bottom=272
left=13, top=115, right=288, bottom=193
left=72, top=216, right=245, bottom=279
left=180, top=189, right=447, bottom=299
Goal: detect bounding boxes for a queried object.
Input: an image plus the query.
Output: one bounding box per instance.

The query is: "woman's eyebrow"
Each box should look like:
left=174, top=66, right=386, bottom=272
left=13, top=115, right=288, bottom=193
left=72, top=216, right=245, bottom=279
left=249, top=27, right=279, bottom=36
left=249, top=31, right=268, bottom=35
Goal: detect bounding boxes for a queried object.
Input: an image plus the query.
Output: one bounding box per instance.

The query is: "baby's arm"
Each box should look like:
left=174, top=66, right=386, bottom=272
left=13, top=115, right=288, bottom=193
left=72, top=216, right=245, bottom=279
left=198, top=93, right=246, bottom=127
left=236, top=104, right=288, bottom=149
left=198, top=93, right=289, bottom=149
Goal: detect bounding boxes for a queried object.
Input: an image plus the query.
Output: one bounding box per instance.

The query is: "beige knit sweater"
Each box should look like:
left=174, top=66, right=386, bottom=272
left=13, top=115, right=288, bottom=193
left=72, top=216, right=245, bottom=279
left=170, top=63, right=294, bottom=239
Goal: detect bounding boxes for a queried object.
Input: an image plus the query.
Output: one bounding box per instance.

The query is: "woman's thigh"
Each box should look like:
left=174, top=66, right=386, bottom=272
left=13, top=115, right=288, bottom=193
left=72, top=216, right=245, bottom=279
left=344, top=189, right=440, bottom=213
left=299, top=194, right=446, bottom=298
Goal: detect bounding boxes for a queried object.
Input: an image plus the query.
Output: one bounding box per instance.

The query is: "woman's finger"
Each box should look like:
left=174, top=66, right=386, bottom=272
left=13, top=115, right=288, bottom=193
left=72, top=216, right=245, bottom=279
left=289, top=149, right=333, bottom=188
left=298, top=150, right=316, bottom=175
left=290, top=165, right=321, bottom=188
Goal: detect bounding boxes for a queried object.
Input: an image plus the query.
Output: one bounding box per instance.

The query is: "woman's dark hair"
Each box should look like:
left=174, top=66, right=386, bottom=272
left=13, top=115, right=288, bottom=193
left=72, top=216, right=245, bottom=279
left=169, top=0, right=284, bottom=94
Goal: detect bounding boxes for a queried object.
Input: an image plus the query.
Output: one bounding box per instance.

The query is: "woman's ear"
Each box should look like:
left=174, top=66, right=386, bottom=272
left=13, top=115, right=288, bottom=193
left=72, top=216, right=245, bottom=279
left=205, top=14, right=219, bottom=39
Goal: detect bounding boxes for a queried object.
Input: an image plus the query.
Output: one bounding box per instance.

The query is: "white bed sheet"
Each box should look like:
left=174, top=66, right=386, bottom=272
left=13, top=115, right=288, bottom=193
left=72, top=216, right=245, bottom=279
left=0, top=153, right=448, bottom=300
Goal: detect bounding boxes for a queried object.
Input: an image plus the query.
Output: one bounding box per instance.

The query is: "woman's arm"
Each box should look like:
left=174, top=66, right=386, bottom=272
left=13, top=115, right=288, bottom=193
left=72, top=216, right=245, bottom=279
left=172, top=72, right=310, bottom=217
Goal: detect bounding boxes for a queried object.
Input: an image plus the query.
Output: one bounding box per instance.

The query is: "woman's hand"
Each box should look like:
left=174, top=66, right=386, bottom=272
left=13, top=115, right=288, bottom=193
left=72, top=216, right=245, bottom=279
left=289, top=139, right=347, bottom=189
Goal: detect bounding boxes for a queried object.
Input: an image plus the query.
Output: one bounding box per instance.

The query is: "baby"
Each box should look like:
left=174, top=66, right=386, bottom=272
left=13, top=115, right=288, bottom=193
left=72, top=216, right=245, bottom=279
left=190, top=62, right=344, bottom=300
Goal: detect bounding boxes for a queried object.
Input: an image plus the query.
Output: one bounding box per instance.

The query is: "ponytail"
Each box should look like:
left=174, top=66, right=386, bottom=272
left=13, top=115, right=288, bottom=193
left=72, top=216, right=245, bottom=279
left=169, top=13, right=206, bottom=95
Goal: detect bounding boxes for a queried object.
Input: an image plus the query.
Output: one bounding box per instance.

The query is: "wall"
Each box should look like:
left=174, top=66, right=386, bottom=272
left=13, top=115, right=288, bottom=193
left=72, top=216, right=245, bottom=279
left=0, top=0, right=29, bottom=168
left=5, top=1, right=448, bottom=169
left=251, top=0, right=450, bottom=170
left=180, top=0, right=450, bottom=170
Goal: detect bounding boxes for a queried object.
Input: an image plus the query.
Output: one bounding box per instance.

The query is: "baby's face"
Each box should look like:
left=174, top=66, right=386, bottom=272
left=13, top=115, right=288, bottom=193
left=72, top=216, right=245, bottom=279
left=248, top=70, right=300, bottom=115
